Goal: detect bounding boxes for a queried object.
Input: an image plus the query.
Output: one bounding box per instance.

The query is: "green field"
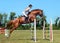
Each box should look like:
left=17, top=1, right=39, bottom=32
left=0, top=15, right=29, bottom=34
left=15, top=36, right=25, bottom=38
left=0, top=30, right=60, bottom=43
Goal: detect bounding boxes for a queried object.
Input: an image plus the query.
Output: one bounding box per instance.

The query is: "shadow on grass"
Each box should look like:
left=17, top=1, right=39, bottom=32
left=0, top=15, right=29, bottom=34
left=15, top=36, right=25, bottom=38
left=7, top=38, right=50, bottom=41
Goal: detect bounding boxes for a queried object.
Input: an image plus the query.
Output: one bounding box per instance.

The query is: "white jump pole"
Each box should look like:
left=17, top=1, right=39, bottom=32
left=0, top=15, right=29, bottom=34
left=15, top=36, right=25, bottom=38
left=34, top=19, right=36, bottom=42
left=43, top=21, right=46, bottom=39
left=50, top=19, right=53, bottom=42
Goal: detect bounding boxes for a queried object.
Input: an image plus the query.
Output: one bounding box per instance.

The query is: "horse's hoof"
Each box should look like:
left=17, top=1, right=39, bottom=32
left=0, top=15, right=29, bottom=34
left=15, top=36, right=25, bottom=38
left=5, top=34, right=10, bottom=38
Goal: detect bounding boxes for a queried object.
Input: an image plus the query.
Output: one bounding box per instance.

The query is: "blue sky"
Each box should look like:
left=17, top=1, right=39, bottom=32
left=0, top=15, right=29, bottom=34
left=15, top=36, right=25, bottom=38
left=0, top=0, right=60, bottom=23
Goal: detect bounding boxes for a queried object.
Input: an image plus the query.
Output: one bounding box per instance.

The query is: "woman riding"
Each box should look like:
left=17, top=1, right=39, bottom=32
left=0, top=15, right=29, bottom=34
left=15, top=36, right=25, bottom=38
left=22, top=4, right=32, bottom=17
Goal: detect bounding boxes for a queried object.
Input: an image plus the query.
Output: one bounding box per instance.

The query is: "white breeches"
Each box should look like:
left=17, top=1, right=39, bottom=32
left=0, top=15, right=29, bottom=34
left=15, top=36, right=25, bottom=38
left=23, top=11, right=28, bottom=17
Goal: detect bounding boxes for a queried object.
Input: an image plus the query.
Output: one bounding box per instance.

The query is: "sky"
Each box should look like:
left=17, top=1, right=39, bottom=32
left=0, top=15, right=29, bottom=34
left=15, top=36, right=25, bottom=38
left=0, top=0, right=60, bottom=23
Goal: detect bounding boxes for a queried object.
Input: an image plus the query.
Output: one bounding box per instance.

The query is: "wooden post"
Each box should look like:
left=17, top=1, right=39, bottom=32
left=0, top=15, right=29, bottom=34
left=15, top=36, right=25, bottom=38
left=50, top=19, right=53, bottom=42
left=34, top=19, right=36, bottom=42
left=43, top=21, right=46, bottom=39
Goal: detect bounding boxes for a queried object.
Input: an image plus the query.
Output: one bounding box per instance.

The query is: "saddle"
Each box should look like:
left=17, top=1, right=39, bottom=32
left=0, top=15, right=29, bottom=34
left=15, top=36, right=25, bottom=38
left=21, top=12, right=31, bottom=22
left=25, top=16, right=29, bottom=22
left=25, top=12, right=31, bottom=22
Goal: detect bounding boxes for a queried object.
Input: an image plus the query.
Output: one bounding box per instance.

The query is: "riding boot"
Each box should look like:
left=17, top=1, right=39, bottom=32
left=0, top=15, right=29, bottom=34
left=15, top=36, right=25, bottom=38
left=25, top=17, right=28, bottom=22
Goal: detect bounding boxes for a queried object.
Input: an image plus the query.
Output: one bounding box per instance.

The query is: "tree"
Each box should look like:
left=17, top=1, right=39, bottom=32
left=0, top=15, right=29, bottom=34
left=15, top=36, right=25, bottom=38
left=55, top=17, right=59, bottom=26
left=0, top=13, right=3, bottom=26
left=3, top=13, right=8, bottom=26
left=40, top=15, right=47, bottom=27
left=36, top=15, right=47, bottom=29
left=54, top=17, right=60, bottom=29
left=9, top=12, right=16, bottom=20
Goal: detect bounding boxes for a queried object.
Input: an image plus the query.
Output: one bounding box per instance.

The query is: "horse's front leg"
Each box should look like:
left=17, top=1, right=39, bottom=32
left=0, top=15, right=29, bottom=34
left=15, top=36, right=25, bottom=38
left=28, top=16, right=31, bottom=22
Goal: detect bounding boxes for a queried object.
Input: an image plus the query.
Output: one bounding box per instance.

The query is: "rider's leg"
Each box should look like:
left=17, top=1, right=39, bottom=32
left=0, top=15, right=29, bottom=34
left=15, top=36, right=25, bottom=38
left=23, top=12, right=27, bottom=17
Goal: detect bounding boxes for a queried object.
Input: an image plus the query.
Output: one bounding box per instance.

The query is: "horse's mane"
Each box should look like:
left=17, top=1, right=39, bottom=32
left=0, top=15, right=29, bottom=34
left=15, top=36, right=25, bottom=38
left=31, top=9, right=42, bottom=12
left=27, top=9, right=42, bottom=15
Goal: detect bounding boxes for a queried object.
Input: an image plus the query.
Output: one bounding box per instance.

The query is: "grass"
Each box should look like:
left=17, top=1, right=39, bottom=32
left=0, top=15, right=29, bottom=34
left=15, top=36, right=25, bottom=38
left=0, top=30, right=60, bottom=43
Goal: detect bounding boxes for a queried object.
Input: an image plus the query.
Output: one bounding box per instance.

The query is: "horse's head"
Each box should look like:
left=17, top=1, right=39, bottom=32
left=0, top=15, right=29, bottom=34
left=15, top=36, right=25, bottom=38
left=39, top=10, right=43, bottom=17
left=28, top=9, right=43, bottom=17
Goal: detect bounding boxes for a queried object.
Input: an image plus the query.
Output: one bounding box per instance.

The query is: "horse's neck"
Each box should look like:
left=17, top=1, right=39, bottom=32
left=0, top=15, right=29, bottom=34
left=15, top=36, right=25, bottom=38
left=28, top=12, right=31, bottom=15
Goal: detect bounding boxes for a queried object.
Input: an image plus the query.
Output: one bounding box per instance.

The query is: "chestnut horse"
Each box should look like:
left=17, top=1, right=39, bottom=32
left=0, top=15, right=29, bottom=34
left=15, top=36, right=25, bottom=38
left=6, top=9, right=43, bottom=34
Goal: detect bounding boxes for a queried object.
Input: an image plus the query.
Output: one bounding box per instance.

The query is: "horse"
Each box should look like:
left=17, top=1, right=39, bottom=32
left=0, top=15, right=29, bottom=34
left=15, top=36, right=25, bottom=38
left=6, top=9, right=43, bottom=35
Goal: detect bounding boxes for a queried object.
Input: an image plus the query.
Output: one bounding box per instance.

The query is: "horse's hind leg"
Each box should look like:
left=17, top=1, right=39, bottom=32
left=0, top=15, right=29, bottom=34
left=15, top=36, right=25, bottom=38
left=7, top=21, right=12, bottom=29
left=10, top=22, right=19, bottom=34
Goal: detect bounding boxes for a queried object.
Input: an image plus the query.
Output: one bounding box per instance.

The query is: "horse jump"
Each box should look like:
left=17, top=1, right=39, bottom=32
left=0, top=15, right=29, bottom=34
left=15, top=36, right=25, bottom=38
left=43, top=19, right=53, bottom=42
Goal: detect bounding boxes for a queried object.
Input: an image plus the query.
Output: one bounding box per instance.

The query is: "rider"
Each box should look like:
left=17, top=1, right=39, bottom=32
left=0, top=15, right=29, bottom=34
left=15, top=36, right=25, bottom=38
left=22, top=4, right=32, bottom=17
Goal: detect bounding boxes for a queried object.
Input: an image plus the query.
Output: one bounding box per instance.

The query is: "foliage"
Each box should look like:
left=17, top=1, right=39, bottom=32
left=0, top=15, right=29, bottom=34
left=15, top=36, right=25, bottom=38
left=9, top=12, right=16, bottom=20
left=54, top=17, right=60, bottom=29
left=0, top=13, right=3, bottom=26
